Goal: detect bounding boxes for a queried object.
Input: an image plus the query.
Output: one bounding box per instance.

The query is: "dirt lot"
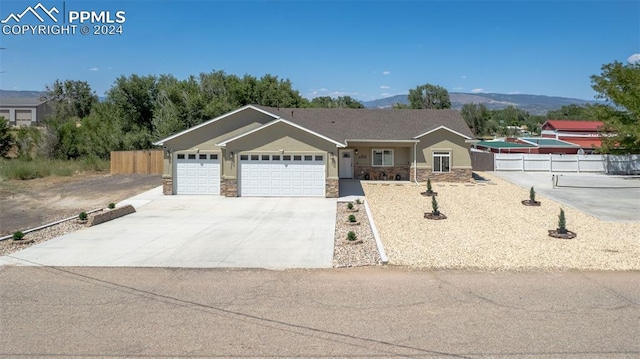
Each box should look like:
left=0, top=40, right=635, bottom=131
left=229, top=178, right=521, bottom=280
left=0, top=173, right=162, bottom=235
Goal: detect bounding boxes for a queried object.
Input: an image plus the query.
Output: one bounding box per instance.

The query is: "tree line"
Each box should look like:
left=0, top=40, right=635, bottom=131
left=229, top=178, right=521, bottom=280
left=0, top=60, right=637, bottom=160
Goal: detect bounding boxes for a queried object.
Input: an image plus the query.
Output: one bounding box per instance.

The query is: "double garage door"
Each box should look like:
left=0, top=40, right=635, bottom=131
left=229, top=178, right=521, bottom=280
left=175, top=153, right=220, bottom=194
left=240, top=154, right=325, bottom=197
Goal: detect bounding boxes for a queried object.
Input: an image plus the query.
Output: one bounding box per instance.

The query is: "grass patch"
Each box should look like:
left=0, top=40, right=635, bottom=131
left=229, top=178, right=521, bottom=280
left=0, top=158, right=110, bottom=180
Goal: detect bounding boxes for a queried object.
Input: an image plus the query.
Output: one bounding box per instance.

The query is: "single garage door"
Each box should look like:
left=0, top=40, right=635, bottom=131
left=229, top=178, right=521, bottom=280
left=240, top=154, right=325, bottom=197
left=175, top=153, right=220, bottom=194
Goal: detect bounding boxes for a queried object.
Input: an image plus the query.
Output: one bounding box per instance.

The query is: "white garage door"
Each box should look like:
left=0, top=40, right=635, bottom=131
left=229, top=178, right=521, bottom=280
left=240, top=154, right=325, bottom=197
left=175, top=153, right=220, bottom=195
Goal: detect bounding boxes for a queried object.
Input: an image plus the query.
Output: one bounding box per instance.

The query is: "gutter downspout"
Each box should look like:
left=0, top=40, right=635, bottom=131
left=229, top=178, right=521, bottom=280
left=413, top=142, right=419, bottom=186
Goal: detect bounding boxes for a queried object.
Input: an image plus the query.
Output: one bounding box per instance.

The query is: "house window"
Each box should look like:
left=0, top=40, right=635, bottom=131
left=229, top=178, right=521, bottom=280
left=177, top=154, right=185, bottom=160
left=188, top=154, right=196, bottom=160
left=272, top=155, right=280, bottom=161
left=372, top=149, right=393, bottom=166
left=433, top=151, right=450, bottom=173
left=240, top=155, right=248, bottom=161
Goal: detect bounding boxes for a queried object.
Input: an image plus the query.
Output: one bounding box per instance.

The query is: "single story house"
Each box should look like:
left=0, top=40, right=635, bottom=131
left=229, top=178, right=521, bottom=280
left=0, top=97, right=52, bottom=126
left=154, top=105, right=476, bottom=197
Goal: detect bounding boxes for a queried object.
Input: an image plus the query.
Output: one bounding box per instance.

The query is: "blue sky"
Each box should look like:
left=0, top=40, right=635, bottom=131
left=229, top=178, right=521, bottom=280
left=0, top=0, right=638, bottom=101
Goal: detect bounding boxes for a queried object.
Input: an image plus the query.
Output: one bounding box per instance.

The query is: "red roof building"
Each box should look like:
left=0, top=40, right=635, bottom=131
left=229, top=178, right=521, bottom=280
left=540, top=120, right=607, bottom=152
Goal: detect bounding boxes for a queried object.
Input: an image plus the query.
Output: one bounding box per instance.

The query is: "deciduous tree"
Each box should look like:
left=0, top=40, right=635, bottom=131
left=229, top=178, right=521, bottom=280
left=590, top=61, right=640, bottom=153
left=408, top=83, right=451, bottom=109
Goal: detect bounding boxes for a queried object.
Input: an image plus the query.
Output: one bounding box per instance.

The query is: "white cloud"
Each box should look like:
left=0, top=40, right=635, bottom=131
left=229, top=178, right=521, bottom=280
left=628, top=53, right=640, bottom=64
left=380, top=85, right=390, bottom=89
left=471, top=88, right=485, bottom=93
left=306, top=88, right=359, bottom=98
left=382, top=71, right=390, bottom=75
left=460, top=75, right=467, bottom=79
left=89, top=67, right=98, bottom=71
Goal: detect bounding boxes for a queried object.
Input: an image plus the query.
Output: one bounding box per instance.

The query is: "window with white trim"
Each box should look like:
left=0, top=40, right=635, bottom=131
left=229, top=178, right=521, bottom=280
left=372, top=149, right=393, bottom=166
left=433, top=151, right=451, bottom=173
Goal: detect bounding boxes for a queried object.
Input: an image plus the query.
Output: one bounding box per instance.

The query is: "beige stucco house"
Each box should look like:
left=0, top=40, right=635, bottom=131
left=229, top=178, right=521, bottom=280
left=154, top=105, right=475, bottom=197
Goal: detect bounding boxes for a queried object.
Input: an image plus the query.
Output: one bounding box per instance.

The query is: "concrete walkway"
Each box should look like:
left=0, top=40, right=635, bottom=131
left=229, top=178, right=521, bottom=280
left=491, top=172, right=640, bottom=222
left=0, top=187, right=336, bottom=268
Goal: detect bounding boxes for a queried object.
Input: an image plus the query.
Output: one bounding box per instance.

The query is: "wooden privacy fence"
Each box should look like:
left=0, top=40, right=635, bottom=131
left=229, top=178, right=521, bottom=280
left=110, top=150, right=163, bottom=174
left=471, top=151, right=495, bottom=171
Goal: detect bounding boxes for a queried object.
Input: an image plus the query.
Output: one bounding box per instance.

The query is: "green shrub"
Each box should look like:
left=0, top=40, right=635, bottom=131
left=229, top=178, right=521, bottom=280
left=81, top=156, right=109, bottom=172
left=427, top=178, right=433, bottom=193
left=346, top=231, right=357, bottom=241
left=0, top=118, right=12, bottom=158
left=78, top=212, right=88, bottom=220
left=348, top=214, right=357, bottom=223
left=0, top=158, right=110, bottom=181
left=108, top=202, right=116, bottom=209
left=12, top=231, right=25, bottom=241
left=1, top=159, right=50, bottom=180
left=355, top=198, right=362, bottom=205
left=558, top=208, right=567, bottom=234
left=431, top=196, right=440, bottom=215
left=347, top=202, right=354, bottom=210
left=529, top=186, right=536, bottom=202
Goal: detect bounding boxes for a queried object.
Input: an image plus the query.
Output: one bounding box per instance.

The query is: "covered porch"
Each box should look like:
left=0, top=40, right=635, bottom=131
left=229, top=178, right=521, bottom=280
left=338, top=140, right=417, bottom=181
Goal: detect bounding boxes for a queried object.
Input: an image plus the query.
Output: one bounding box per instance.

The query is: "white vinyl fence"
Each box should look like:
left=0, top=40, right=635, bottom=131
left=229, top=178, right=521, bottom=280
left=495, top=154, right=606, bottom=173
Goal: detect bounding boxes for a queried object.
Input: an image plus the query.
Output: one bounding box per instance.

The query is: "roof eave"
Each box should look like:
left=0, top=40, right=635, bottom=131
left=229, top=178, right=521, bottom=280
left=217, top=118, right=346, bottom=148
left=413, top=125, right=472, bottom=140
left=153, top=105, right=278, bottom=146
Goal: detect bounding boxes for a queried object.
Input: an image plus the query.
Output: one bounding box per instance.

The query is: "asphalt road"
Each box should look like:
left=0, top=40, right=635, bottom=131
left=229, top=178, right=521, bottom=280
left=1, top=267, right=638, bottom=358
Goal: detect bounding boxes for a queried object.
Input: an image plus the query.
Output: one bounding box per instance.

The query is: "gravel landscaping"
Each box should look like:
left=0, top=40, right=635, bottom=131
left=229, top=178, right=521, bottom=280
left=333, top=201, right=382, bottom=268
left=362, top=172, right=640, bottom=271
left=0, top=217, right=88, bottom=257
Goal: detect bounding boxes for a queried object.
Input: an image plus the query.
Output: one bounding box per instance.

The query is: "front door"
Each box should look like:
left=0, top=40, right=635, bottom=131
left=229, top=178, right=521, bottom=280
left=339, top=149, right=353, bottom=179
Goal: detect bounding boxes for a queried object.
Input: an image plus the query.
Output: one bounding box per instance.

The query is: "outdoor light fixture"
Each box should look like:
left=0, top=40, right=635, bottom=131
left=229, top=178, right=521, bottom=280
left=230, top=151, right=234, bottom=158
left=355, top=149, right=358, bottom=156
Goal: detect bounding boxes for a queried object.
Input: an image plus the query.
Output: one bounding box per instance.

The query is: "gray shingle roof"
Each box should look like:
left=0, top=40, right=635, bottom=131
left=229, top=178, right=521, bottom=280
left=255, top=106, right=474, bottom=143
left=0, top=97, right=45, bottom=106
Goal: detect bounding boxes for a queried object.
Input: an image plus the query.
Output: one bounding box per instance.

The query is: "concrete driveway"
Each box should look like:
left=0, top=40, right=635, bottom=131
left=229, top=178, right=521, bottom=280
left=491, top=171, right=640, bottom=222
left=0, top=187, right=336, bottom=268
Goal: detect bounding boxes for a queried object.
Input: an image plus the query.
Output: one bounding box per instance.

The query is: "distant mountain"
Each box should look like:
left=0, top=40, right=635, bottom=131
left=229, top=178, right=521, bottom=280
left=362, top=92, right=601, bottom=115
left=0, top=90, right=46, bottom=99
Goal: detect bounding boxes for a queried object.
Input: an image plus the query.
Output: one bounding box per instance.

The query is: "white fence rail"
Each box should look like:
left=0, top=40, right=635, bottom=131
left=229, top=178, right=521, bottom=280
left=495, top=154, right=606, bottom=173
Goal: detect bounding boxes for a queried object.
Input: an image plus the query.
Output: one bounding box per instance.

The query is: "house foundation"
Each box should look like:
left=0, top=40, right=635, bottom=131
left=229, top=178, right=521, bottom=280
left=410, top=168, right=472, bottom=183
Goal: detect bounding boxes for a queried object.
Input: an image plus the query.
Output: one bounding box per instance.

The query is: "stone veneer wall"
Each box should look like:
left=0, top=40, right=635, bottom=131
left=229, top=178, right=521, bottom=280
left=325, top=179, right=339, bottom=198
left=221, top=178, right=238, bottom=197
left=410, top=167, right=472, bottom=183
left=354, top=165, right=410, bottom=181
left=162, top=177, right=173, bottom=195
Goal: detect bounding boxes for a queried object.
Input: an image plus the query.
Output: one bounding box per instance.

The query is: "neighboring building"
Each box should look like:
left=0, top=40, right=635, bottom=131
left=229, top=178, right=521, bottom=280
left=0, top=97, right=52, bottom=126
left=474, top=140, right=537, bottom=154
left=154, top=105, right=476, bottom=197
left=541, top=120, right=606, bottom=152
left=474, top=137, right=580, bottom=154
left=518, top=137, right=580, bottom=154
